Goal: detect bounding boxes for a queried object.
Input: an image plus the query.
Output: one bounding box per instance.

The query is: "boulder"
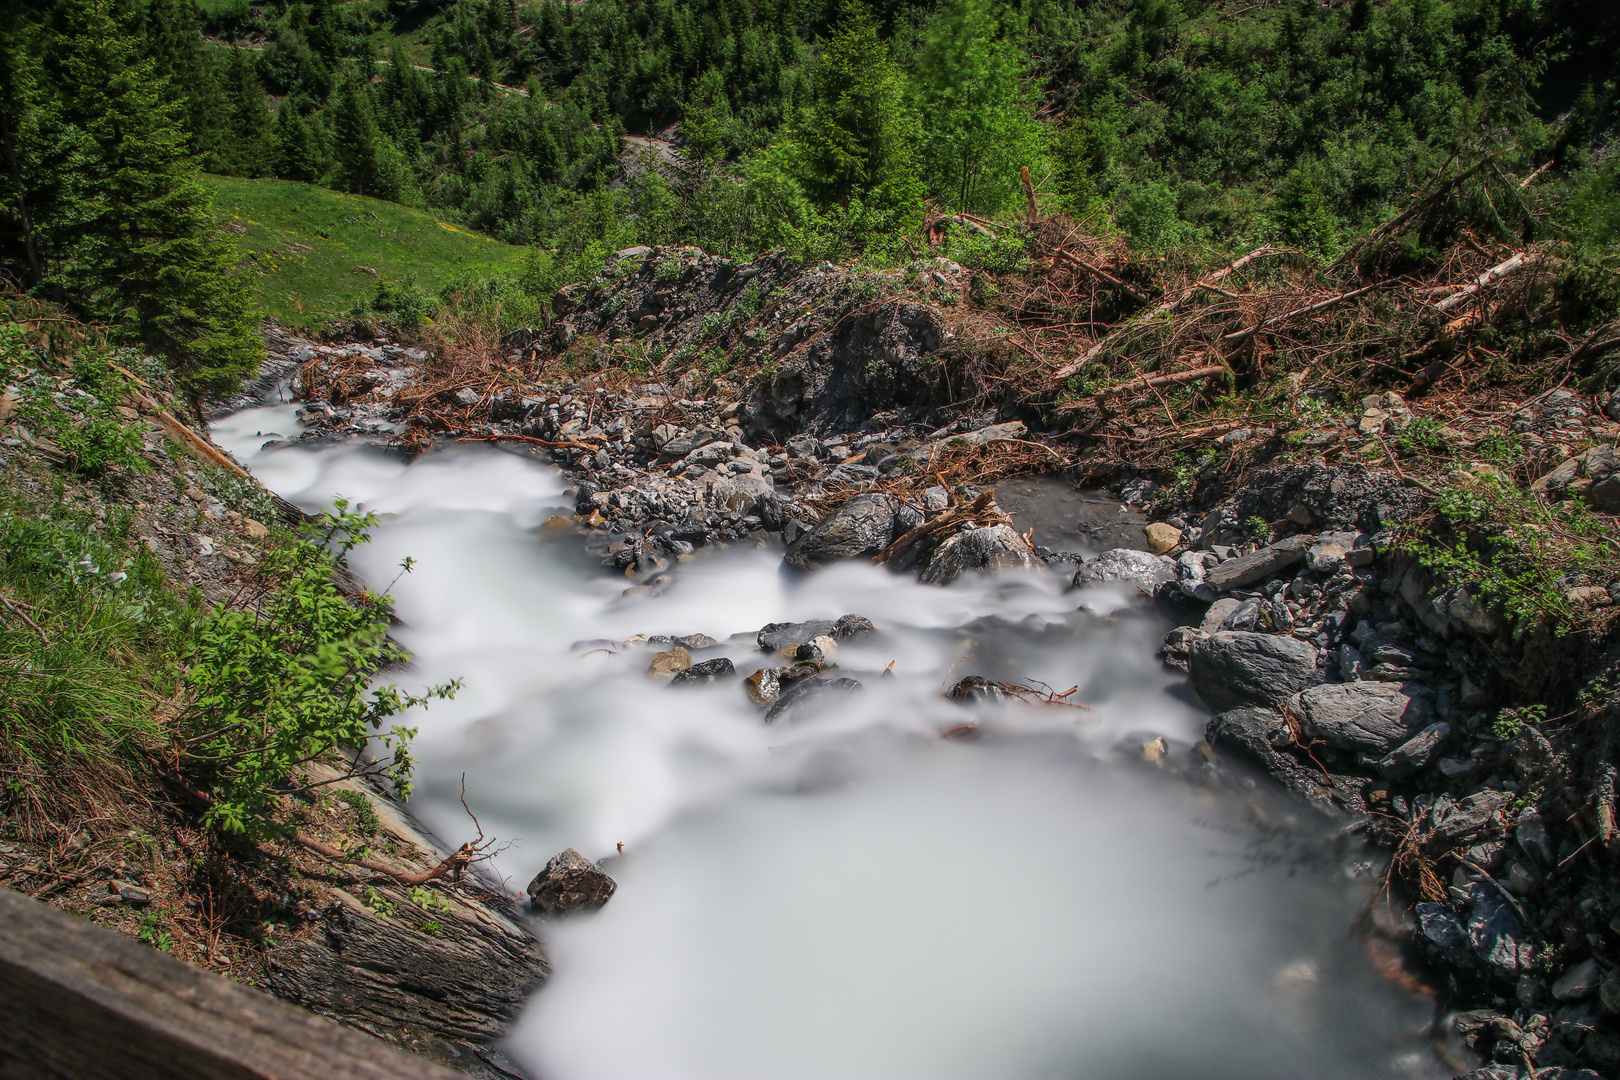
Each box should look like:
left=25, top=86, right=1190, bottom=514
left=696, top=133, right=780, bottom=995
left=782, top=494, right=923, bottom=571
left=668, top=657, right=736, bottom=686
left=526, top=849, right=616, bottom=914
left=1429, top=790, right=1509, bottom=844
left=1205, top=706, right=1324, bottom=797
left=1188, top=631, right=1320, bottom=711
left=1143, top=522, right=1182, bottom=553
left=763, top=676, right=863, bottom=723
left=918, top=524, right=1041, bottom=585
left=1204, top=534, right=1315, bottom=592
left=757, top=614, right=874, bottom=653
left=1290, top=681, right=1434, bottom=754
left=744, top=665, right=818, bottom=706
left=1375, top=721, right=1450, bottom=779
left=1159, top=625, right=1206, bottom=672
left=1072, top=548, right=1176, bottom=593
left=1553, top=958, right=1603, bottom=1002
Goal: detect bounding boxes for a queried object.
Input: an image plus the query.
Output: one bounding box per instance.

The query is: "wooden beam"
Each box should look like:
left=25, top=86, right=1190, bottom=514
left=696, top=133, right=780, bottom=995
left=0, top=888, right=465, bottom=1080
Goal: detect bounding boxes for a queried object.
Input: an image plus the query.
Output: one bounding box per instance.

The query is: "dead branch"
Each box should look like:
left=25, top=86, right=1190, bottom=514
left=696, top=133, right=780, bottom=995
left=1051, top=249, right=1150, bottom=304
left=0, top=592, right=48, bottom=644
left=1434, top=251, right=1540, bottom=313
left=1092, top=363, right=1227, bottom=400
left=875, top=490, right=997, bottom=565
left=1223, top=281, right=1386, bottom=344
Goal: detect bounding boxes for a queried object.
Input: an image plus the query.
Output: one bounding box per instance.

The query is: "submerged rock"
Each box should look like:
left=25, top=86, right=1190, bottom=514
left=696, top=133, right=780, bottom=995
left=669, top=657, right=736, bottom=686
left=757, top=614, right=874, bottom=653
left=918, top=524, right=1041, bottom=586
left=763, top=676, right=862, bottom=723
left=1072, top=548, right=1176, bottom=593
left=744, top=664, right=819, bottom=706
left=526, top=848, right=617, bottom=914
left=945, top=675, right=1010, bottom=705
left=646, top=646, right=692, bottom=680
left=1188, top=631, right=1320, bottom=711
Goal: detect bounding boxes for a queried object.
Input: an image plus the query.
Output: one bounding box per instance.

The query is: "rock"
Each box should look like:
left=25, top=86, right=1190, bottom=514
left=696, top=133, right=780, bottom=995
left=242, top=518, right=269, bottom=540
left=763, top=676, right=863, bottom=723
left=1306, top=531, right=1360, bottom=573
left=923, top=486, right=950, bottom=511
left=1516, top=808, right=1556, bottom=867
left=782, top=493, right=922, bottom=571
left=1375, top=721, right=1450, bottom=779
left=918, top=524, right=1041, bottom=585
left=672, top=633, right=719, bottom=650
left=526, top=849, right=616, bottom=914
left=1290, top=681, right=1433, bottom=755
left=108, top=879, right=150, bottom=906
left=1160, top=625, right=1207, bottom=671
left=454, top=387, right=481, bottom=407
left=1532, top=456, right=1582, bottom=497
left=1431, top=790, right=1509, bottom=844
left=1553, top=959, right=1603, bottom=1002
left=1586, top=443, right=1618, bottom=480
left=1416, top=902, right=1473, bottom=968
left=1463, top=881, right=1535, bottom=973
left=668, top=657, right=736, bottom=686
left=1601, top=969, right=1620, bottom=1014
left=1584, top=475, right=1620, bottom=513
left=757, top=614, right=873, bottom=653
left=744, top=665, right=817, bottom=706
left=946, top=676, right=1010, bottom=705
left=1143, top=522, right=1182, bottom=553
left=1205, top=706, right=1323, bottom=795
left=1188, top=631, right=1320, bottom=711
left=1204, top=534, right=1315, bottom=592
left=646, top=646, right=692, bottom=680
left=1072, top=548, right=1176, bottom=593
left=1201, top=598, right=1241, bottom=633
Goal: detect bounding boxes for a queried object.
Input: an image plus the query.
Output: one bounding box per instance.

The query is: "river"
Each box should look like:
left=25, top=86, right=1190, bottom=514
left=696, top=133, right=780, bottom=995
left=210, top=403, right=1442, bottom=1080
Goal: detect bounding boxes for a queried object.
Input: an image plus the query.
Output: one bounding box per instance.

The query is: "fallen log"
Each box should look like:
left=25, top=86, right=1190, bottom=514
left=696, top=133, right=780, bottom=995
left=1223, top=281, right=1385, bottom=344
left=1051, top=249, right=1150, bottom=304
left=1434, top=251, right=1540, bottom=313
left=1095, top=363, right=1228, bottom=398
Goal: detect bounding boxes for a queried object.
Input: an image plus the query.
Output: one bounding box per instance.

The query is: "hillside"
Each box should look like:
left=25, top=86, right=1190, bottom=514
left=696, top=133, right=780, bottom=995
left=201, top=174, right=527, bottom=328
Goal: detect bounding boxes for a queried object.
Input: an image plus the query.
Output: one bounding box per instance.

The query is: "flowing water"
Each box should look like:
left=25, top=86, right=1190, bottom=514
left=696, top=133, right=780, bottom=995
left=212, top=404, right=1442, bottom=1080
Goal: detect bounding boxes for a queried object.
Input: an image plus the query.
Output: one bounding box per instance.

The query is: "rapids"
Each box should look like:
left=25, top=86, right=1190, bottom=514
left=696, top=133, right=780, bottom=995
left=210, top=404, right=1442, bottom=1080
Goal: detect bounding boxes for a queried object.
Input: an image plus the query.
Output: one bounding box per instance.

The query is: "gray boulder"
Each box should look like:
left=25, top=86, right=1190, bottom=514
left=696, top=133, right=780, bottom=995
left=783, top=494, right=923, bottom=571
left=1374, top=721, right=1450, bottom=779
left=668, top=657, right=736, bottom=686
left=757, top=614, right=874, bottom=653
left=918, top=524, right=1041, bottom=585
left=1205, top=706, right=1324, bottom=797
left=1188, top=631, right=1320, bottom=711
left=764, top=676, right=863, bottom=723
left=1204, top=534, right=1315, bottom=592
left=527, top=849, right=616, bottom=914
left=1072, top=548, right=1176, bottom=593
left=1289, top=681, right=1434, bottom=754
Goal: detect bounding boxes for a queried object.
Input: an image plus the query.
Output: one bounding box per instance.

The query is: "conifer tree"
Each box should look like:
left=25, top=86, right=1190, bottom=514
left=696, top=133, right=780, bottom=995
left=144, top=0, right=231, bottom=170
left=52, top=0, right=262, bottom=401
left=331, top=67, right=384, bottom=197
left=274, top=99, right=325, bottom=182
left=222, top=46, right=277, bottom=177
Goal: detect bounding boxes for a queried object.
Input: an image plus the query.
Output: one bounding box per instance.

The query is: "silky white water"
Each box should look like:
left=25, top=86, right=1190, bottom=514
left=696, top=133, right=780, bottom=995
left=212, top=406, right=1440, bottom=1080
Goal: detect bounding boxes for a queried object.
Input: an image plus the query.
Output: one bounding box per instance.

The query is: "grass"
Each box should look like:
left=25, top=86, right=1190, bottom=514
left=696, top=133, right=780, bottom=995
left=201, top=175, right=527, bottom=329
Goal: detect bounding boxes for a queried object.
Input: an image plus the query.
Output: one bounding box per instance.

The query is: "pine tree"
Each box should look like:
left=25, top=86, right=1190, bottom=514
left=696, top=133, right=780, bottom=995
left=222, top=46, right=277, bottom=177
left=795, top=1, right=919, bottom=209
left=911, top=0, right=1047, bottom=214
left=144, top=0, right=231, bottom=171
left=0, top=10, right=61, bottom=288
left=331, top=67, right=384, bottom=197
left=274, top=99, right=325, bottom=182
left=52, top=0, right=262, bottom=401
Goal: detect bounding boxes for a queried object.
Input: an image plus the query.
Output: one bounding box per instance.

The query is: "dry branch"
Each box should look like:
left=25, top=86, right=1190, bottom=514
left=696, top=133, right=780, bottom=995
left=875, top=490, right=997, bottom=565
left=1050, top=250, right=1149, bottom=304
left=1223, top=281, right=1386, bottom=344
left=1092, top=363, right=1228, bottom=400
left=1434, top=251, right=1539, bottom=313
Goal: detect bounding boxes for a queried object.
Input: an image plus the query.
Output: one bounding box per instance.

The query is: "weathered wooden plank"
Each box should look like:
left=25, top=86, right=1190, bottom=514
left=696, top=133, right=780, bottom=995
left=0, top=888, right=465, bottom=1080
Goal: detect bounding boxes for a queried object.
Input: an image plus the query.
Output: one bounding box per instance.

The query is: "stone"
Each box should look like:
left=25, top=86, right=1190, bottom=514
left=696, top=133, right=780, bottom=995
left=1143, top=522, right=1182, bottom=553
left=1201, top=598, right=1241, bottom=633
left=1463, top=881, right=1535, bottom=973
left=242, top=518, right=269, bottom=540
left=668, top=657, right=736, bottom=686
left=108, top=879, right=150, bottom=906
left=1532, top=456, right=1582, bottom=497
left=782, top=494, right=922, bottom=571
left=1415, top=902, right=1472, bottom=967
left=646, top=646, right=692, bottom=680
left=1553, top=959, right=1603, bottom=1002
left=1375, top=721, right=1450, bottom=778
left=1430, top=790, right=1509, bottom=844
left=763, top=676, right=862, bottom=723
left=1517, top=808, right=1556, bottom=867
left=1072, top=548, right=1176, bottom=593
left=918, top=524, right=1041, bottom=585
left=923, top=486, right=950, bottom=512
left=1290, top=681, right=1434, bottom=755
left=1160, top=626, right=1207, bottom=671
left=1188, top=631, right=1320, bottom=712
left=946, top=676, right=1010, bottom=705
left=1584, top=475, right=1620, bottom=513
left=1601, top=969, right=1620, bottom=1014
left=744, top=665, right=817, bottom=706
left=1205, top=706, right=1323, bottom=796
left=1586, top=443, right=1618, bottom=480
left=671, top=633, right=719, bottom=650
left=453, top=387, right=481, bottom=407
left=539, top=515, right=574, bottom=536
left=757, top=615, right=873, bottom=653
left=1204, top=534, right=1315, bottom=592
left=526, top=849, right=616, bottom=914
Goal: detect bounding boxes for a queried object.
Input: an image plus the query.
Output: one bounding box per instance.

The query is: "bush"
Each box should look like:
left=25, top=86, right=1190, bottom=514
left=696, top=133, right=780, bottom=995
left=180, top=504, right=457, bottom=839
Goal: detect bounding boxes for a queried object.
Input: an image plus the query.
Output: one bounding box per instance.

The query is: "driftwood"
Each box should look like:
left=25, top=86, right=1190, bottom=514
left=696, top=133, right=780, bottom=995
left=875, top=490, right=997, bottom=565
left=0, top=887, right=462, bottom=1080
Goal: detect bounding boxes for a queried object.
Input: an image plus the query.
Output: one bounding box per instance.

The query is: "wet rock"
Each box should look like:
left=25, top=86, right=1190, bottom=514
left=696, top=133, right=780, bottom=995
left=1201, top=598, right=1241, bottom=633
left=672, top=633, right=719, bottom=650
left=1188, top=631, right=1320, bottom=711
left=646, top=646, right=692, bottom=681
left=1375, top=721, right=1450, bottom=779
left=1462, top=881, right=1535, bottom=973
left=1416, top=902, right=1473, bottom=968
left=1160, top=625, right=1206, bottom=672
left=918, top=524, right=1040, bottom=585
left=946, top=676, right=1010, bottom=705
left=757, top=614, right=874, bottom=653
left=1072, top=548, right=1176, bottom=593
left=1430, top=790, right=1509, bottom=844
left=1204, top=534, right=1315, bottom=592
left=669, top=657, right=736, bottom=686
left=1205, top=706, right=1323, bottom=796
left=1289, top=681, right=1433, bottom=754
left=782, top=494, right=923, bottom=571
left=763, top=676, right=863, bottom=723
left=744, top=665, right=818, bottom=706
left=1553, top=959, right=1602, bottom=1002
left=1143, top=522, right=1182, bottom=553
left=526, top=849, right=617, bottom=914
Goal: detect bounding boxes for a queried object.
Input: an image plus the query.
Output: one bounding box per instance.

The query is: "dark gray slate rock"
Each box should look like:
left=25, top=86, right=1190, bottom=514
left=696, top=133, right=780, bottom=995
left=669, top=657, right=737, bottom=686
left=1072, top=548, right=1176, bottom=592
left=527, top=849, right=617, bottom=914
left=1462, top=881, right=1535, bottom=973
left=1289, top=680, right=1434, bottom=754
left=1188, top=631, right=1320, bottom=711
left=757, top=614, right=874, bottom=653
left=1375, top=721, right=1450, bottom=778
left=946, top=676, right=1011, bottom=705
left=1204, top=534, right=1315, bottom=592
left=1205, top=706, right=1323, bottom=797
left=918, top=524, right=1040, bottom=585
left=764, top=302, right=944, bottom=433
left=763, top=676, right=863, bottom=723
left=783, top=494, right=923, bottom=571
left=1416, top=902, right=1473, bottom=968
left=1430, top=790, right=1509, bottom=844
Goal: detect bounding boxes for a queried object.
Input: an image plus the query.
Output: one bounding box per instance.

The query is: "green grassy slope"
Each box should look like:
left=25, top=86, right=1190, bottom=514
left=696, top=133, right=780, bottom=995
left=201, top=175, right=526, bottom=328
